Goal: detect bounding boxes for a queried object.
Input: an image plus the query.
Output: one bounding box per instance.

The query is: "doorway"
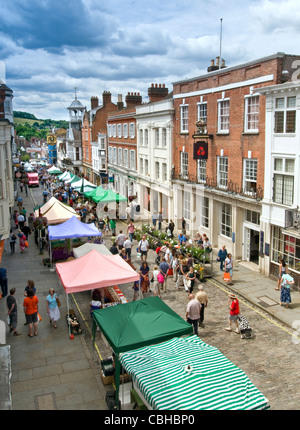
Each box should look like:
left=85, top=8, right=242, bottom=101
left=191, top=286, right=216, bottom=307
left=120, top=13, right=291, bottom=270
left=244, top=226, right=259, bottom=264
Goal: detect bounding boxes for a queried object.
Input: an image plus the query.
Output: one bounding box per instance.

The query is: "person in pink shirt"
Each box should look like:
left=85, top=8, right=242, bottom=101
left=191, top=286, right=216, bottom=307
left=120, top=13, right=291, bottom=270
left=127, top=221, right=135, bottom=243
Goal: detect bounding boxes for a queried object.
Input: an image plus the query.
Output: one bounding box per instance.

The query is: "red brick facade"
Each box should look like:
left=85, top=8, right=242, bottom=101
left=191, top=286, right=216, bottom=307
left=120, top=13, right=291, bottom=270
left=172, top=54, right=299, bottom=194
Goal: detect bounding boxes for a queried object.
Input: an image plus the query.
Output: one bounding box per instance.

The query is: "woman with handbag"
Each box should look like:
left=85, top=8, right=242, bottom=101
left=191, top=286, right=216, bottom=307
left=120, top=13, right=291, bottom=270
left=17, top=229, right=27, bottom=253
left=224, top=253, right=234, bottom=285
left=46, top=288, right=61, bottom=328
left=151, top=265, right=162, bottom=298
left=185, top=266, right=196, bottom=294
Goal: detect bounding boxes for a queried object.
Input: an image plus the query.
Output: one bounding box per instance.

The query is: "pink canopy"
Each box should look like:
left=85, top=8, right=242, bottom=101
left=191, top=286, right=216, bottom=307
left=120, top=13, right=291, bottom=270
left=56, top=249, right=139, bottom=294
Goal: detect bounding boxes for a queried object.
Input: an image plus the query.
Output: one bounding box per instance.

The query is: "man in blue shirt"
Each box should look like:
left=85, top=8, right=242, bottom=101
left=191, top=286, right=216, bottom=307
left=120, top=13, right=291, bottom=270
left=178, top=232, right=187, bottom=245
left=0, top=267, right=8, bottom=297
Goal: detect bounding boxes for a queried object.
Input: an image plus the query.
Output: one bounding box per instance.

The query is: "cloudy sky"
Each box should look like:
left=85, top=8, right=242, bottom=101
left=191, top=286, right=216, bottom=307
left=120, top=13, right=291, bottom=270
left=1, top=0, right=299, bottom=120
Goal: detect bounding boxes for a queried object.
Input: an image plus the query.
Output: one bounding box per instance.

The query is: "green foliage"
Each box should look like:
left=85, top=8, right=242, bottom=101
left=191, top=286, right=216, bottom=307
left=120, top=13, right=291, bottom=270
left=14, top=110, right=68, bottom=141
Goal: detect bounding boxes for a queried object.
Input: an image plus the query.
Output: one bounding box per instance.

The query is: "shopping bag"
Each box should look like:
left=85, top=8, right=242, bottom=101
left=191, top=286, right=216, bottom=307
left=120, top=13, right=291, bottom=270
left=24, top=240, right=29, bottom=248
left=157, top=274, right=164, bottom=283
left=38, top=313, right=42, bottom=322
left=223, top=271, right=231, bottom=281
left=168, top=268, right=173, bottom=276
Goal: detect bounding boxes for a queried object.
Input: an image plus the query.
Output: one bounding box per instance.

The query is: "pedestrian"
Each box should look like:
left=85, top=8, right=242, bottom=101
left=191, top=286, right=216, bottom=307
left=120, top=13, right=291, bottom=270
left=178, top=258, right=189, bottom=291
left=20, top=180, right=24, bottom=193
left=120, top=247, right=129, bottom=262
left=172, top=251, right=179, bottom=283
left=138, top=235, right=149, bottom=262
left=168, top=220, right=175, bottom=238
left=110, top=218, right=116, bottom=236
left=21, top=223, right=31, bottom=240
left=42, top=189, right=48, bottom=203
left=98, top=218, right=105, bottom=233
left=224, top=253, right=234, bottom=285
left=280, top=272, right=294, bottom=308
left=185, top=266, right=196, bottom=294
left=158, top=211, right=163, bottom=230
left=186, top=294, right=201, bottom=336
left=178, top=232, right=187, bottom=246
left=195, top=285, right=208, bottom=327
left=217, top=245, right=227, bottom=271
left=17, top=212, right=25, bottom=229
left=22, top=207, right=27, bottom=222
left=109, top=241, right=119, bottom=255
left=116, top=230, right=126, bottom=250
left=9, top=229, right=17, bottom=254
left=124, top=236, right=132, bottom=260
left=175, top=255, right=185, bottom=289
left=182, top=217, right=186, bottom=235
left=17, top=229, right=27, bottom=253
left=46, top=288, right=61, bottom=328
left=17, top=195, right=23, bottom=211
left=159, top=257, right=170, bottom=293
left=139, top=261, right=150, bottom=294
left=0, top=267, right=8, bottom=297
left=28, top=212, right=35, bottom=231
left=24, top=280, right=36, bottom=297
left=24, top=183, right=28, bottom=196
left=225, top=293, right=240, bottom=333
left=127, top=220, right=135, bottom=242
left=151, top=265, right=162, bottom=298
left=152, top=212, right=157, bottom=228
left=23, top=288, right=39, bottom=337
left=7, top=288, right=22, bottom=336
left=132, top=280, right=140, bottom=301
left=276, top=259, right=287, bottom=290
left=13, top=210, right=19, bottom=229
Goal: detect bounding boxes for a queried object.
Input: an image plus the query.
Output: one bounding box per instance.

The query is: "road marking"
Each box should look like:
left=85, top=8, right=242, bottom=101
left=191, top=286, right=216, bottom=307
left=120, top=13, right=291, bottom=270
left=207, top=278, right=300, bottom=339
left=71, top=293, right=103, bottom=361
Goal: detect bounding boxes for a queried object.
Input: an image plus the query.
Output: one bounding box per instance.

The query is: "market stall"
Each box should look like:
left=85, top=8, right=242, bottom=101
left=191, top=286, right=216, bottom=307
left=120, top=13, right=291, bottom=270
left=119, top=335, right=269, bottom=410
left=34, top=197, right=80, bottom=225
left=56, top=249, right=140, bottom=336
left=91, top=296, right=193, bottom=408
left=48, top=215, right=102, bottom=265
left=47, top=166, right=62, bottom=175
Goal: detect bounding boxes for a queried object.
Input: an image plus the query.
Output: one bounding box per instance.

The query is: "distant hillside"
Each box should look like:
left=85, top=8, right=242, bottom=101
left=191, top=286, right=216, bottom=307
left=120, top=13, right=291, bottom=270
left=14, top=111, right=69, bottom=141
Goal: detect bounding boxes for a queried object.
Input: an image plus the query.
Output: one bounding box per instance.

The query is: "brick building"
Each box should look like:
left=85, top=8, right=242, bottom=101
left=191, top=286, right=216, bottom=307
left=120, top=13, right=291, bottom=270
left=107, top=92, right=142, bottom=203
left=172, top=52, right=300, bottom=266
left=81, top=91, right=117, bottom=184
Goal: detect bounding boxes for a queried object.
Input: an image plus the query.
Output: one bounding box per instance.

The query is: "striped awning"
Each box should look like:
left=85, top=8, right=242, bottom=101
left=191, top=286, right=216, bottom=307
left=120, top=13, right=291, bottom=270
left=120, top=335, right=269, bottom=410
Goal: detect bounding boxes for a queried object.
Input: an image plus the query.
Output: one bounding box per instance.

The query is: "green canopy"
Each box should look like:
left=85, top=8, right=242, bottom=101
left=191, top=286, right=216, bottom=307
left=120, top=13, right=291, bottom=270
left=96, top=189, right=127, bottom=203
left=120, top=335, right=269, bottom=410
left=83, top=185, right=106, bottom=203
left=66, top=175, right=80, bottom=185
left=92, top=296, right=193, bottom=407
left=92, top=296, right=193, bottom=353
left=49, top=168, right=62, bottom=175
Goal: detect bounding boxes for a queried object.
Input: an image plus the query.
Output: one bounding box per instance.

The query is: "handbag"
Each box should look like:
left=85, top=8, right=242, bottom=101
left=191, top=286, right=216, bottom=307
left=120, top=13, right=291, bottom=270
left=157, top=273, right=164, bottom=283
left=56, top=297, right=61, bottom=307
left=168, top=268, right=173, bottom=276
left=223, top=272, right=231, bottom=281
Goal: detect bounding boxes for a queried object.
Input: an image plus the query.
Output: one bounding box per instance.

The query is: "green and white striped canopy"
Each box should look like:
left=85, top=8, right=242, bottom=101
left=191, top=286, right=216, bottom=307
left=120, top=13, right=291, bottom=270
left=120, top=335, right=269, bottom=410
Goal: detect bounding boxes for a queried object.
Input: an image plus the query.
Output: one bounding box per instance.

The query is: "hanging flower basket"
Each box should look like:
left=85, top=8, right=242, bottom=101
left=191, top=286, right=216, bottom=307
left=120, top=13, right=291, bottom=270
left=33, top=216, right=48, bottom=230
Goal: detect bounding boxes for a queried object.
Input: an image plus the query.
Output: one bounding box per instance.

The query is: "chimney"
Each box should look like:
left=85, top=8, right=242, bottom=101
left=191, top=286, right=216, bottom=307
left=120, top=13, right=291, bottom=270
left=91, top=96, right=98, bottom=110
left=216, top=56, right=220, bottom=67
left=148, top=83, right=169, bottom=103
left=117, top=94, right=124, bottom=110
left=125, top=91, right=142, bottom=108
left=102, top=90, right=112, bottom=106
left=207, top=59, right=219, bottom=73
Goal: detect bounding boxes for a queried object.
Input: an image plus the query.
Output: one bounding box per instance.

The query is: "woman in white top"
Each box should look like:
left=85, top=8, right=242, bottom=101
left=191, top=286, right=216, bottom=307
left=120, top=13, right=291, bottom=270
left=225, top=253, right=234, bottom=285
left=151, top=265, right=162, bottom=298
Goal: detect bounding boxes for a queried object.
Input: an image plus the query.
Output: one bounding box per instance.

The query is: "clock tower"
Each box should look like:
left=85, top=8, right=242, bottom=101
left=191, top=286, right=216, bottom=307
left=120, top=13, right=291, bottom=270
left=67, top=88, right=84, bottom=131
